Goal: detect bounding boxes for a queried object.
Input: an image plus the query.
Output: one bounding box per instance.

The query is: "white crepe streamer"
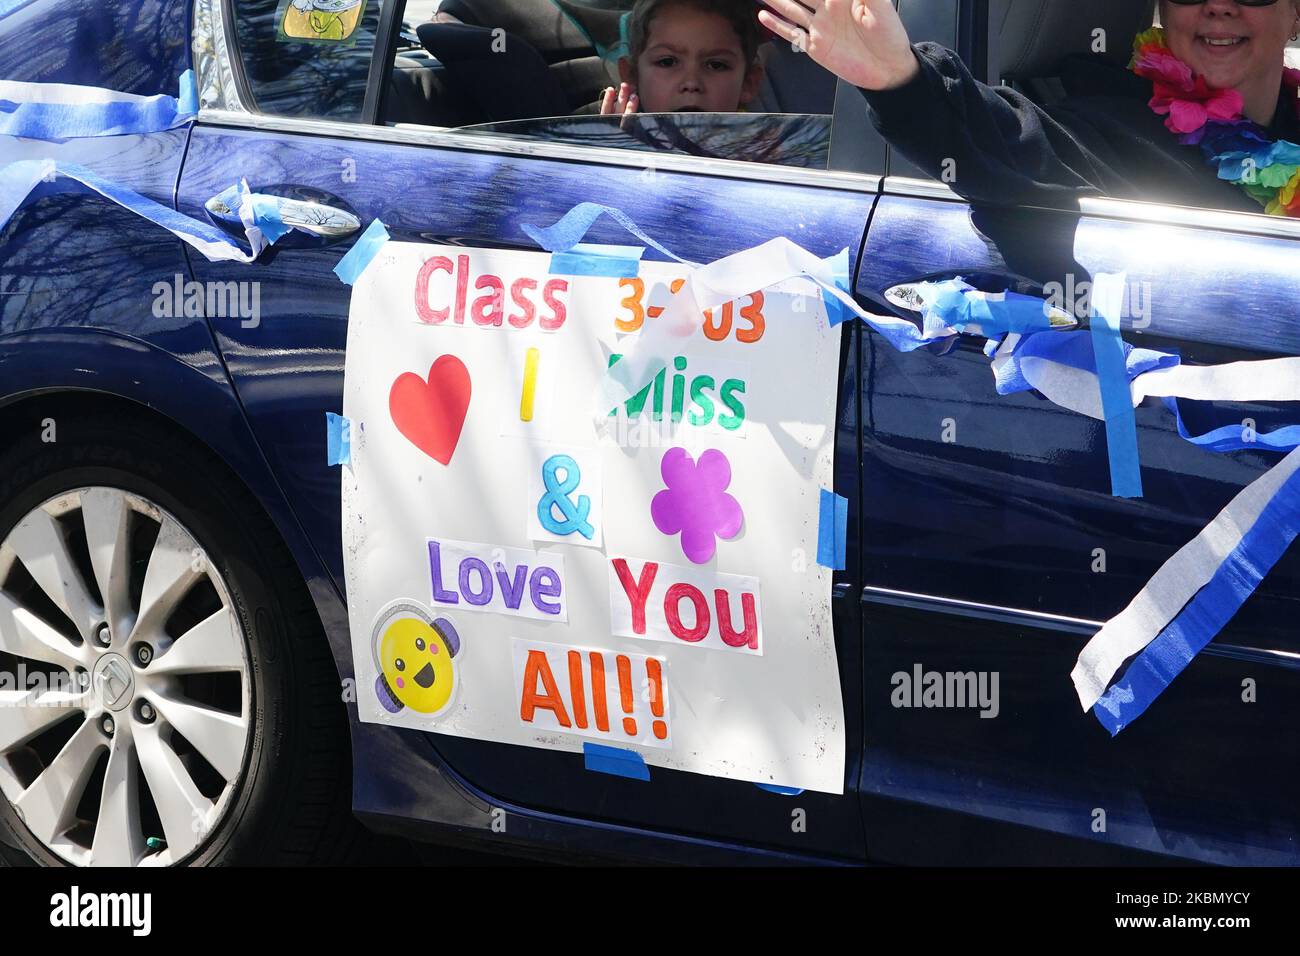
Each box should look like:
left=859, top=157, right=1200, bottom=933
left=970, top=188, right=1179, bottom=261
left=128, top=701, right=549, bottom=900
left=1131, top=358, right=1300, bottom=405
left=1023, top=352, right=1300, bottom=422
left=1071, top=443, right=1300, bottom=710
left=596, top=237, right=864, bottom=421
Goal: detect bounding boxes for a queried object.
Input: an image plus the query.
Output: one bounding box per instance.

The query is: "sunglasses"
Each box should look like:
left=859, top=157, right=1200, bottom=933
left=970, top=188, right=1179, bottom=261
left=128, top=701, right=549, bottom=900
left=1165, top=0, right=1282, bottom=6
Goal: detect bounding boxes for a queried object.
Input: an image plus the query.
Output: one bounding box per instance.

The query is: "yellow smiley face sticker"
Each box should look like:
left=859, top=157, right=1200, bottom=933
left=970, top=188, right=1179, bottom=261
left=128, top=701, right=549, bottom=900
left=372, top=604, right=461, bottom=716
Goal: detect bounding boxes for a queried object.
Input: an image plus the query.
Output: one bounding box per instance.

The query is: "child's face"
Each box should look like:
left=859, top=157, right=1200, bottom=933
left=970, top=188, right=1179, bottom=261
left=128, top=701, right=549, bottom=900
left=623, top=5, right=760, bottom=113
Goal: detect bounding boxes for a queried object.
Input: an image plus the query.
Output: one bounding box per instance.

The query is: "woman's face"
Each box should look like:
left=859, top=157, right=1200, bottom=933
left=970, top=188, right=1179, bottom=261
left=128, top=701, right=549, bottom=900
left=1160, top=0, right=1300, bottom=91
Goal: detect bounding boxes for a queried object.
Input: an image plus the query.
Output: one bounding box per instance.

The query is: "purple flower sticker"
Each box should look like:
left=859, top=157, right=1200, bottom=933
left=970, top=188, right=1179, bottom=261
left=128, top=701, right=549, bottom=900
left=650, top=447, right=743, bottom=564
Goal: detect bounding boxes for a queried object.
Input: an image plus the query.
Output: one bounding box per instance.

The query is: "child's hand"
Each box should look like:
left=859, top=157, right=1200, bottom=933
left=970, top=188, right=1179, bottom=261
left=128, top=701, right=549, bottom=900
left=757, top=0, right=919, bottom=92
left=600, top=83, right=640, bottom=118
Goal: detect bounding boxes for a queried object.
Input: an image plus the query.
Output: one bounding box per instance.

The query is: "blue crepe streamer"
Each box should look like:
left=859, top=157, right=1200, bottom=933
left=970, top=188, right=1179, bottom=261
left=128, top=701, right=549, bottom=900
left=0, top=71, right=197, bottom=139
left=1093, top=458, right=1300, bottom=734
left=993, top=329, right=1179, bottom=397
left=0, top=159, right=263, bottom=260
left=326, top=412, right=351, bottom=466
left=582, top=742, right=650, bottom=781
left=549, top=242, right=643, bottom=277
left=817, top=488, right=848, bottom=570
left=997, top=332, right=1300, bottom=458
left=521, top=201, right=692, bottom=264
left=1089, top=300, right=1144, bottom=498
left=334, top=218, right=390, bottom=285
left=755, top=783, right=805, bottom=796
left=1163, top=396, right=1300, bottom=454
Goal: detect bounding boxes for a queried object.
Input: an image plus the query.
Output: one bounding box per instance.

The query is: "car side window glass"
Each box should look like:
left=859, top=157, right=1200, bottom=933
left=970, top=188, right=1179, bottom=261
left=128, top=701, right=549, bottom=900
left=383, top=0, right=845, bottom=172
left=231, top=0, right=387, bottom=121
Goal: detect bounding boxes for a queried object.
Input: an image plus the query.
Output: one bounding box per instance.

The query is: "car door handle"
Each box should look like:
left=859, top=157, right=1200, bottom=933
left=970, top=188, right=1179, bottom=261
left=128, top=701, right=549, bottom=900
left=204, top=191, right=362, bottom=240
left=276, top=199, right=361, bottom=238
left=882, top=280, right=1076, bottom=329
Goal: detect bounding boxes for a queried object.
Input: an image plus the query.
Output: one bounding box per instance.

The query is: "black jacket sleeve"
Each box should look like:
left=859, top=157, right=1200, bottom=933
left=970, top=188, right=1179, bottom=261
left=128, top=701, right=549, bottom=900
left=860, top=42, right=1134, bottom=208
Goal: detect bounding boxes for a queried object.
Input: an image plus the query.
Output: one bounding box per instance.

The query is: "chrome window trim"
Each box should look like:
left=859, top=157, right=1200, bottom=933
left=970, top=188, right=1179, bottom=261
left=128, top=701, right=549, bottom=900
left=881, top=175, right=961, bottom=202
left=883, top=174, right=1300, bottom=241
left=863, top=585, right=1102, bottom=635
left=863, top=585, right=1300, bottom=670
left=1078, top=195, right=1300, bottom=241
left=196, top=108, right=884, bottom=192
left=192, top=0, right=247, bottom=113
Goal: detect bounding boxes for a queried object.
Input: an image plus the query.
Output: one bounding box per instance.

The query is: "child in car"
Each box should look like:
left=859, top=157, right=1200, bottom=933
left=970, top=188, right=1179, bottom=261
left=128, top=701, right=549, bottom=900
left=600, top=0, right=765, bottom=115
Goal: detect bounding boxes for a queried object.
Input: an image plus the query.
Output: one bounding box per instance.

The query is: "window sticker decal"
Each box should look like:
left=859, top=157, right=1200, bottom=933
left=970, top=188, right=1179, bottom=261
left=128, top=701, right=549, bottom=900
left=276, top=0, right=368, bottom=45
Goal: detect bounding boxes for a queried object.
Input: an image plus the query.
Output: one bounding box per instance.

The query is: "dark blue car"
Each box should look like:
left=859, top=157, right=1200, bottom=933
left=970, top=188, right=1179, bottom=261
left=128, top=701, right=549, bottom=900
left=0, top=0, right=1297, bottom=867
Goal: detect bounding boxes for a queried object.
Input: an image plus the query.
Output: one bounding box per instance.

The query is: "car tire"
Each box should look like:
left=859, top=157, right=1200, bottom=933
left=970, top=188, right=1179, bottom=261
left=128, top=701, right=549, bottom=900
left=0, top=407, right=361, bottom=865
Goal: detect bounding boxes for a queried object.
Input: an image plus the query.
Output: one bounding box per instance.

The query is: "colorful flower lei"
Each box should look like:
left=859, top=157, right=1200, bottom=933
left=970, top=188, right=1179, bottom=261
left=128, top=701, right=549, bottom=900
left=1131, top=26, right=1300, bottom=216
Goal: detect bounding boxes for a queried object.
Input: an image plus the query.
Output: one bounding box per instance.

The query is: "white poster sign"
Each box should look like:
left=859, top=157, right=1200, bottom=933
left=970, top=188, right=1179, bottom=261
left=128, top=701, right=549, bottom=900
left=342, top=242, right=845, bottom=793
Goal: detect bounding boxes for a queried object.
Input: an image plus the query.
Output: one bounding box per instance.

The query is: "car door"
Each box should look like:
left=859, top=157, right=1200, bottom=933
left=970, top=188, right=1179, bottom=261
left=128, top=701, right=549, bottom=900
left=177, top=0, right=873, bottom=860
left=854, top=159, right=1300, bottom=863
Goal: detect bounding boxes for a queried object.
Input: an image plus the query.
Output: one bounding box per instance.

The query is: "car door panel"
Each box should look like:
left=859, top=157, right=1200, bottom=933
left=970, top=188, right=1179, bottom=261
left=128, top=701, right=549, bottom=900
left=176, top=122, right=871, bottom=859
left=855, top=187, right=1300, bottom=864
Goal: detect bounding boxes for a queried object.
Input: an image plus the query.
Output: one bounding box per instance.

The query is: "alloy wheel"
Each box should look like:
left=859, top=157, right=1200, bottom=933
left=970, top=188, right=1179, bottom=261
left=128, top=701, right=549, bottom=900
left=0, top=488, right=251, bottom=866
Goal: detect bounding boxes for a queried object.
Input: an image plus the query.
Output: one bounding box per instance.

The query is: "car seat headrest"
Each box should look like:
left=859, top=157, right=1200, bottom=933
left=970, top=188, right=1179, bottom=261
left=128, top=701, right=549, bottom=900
left=417, top=22, right=571, bottom=122
left=991, top=0, right=1156, bottom=80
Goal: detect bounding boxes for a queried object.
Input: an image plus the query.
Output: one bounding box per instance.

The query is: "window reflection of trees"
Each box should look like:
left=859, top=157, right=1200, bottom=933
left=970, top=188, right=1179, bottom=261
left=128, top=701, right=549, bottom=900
left=459, top=114, right=832, bottom=170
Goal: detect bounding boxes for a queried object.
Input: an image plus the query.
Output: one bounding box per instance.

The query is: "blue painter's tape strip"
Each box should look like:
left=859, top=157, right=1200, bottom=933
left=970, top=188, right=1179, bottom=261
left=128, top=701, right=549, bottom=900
left=334, top=218, right=389, bottom=285
left=1093, top=459, right=1300, bottom=734
left=248, top=192, right=288, bottom=244
left=755, top=783, right=804, bottom=796
left=582, top=742, right=650, bottom=781
left=326, top=412, right=351, bottom=466
left=817, top=488, right=847, bottom=570
left=916, top=279, right=1060, bottom=339
left=521, top=202, right=693, bottom=264
left=823, top=248, right=851, bottom=327
left=549, top=242, right=643, bottom=277
left=0, top=73, right=197, bottom=139
left=1163, top=397, right=1300, bottom=454
left=177, top=69, right=198, bottom=116
left=1089, top=301, right=1144, bottom=498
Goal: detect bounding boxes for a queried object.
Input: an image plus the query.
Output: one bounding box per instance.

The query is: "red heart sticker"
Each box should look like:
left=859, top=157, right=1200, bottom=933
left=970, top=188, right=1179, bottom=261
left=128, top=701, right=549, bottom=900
left=389, top=355, right=472, bottom=465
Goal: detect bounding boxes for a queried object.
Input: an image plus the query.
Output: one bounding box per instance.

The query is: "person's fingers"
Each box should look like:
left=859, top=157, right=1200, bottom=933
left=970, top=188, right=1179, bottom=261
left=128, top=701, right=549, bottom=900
left=619, top=93, right=639, bottom=131
left=759, top=0, right=815, bottom=28
left=626, top=94, right=639, bottom=115
left=600, top=86, right=616, bottom=114
left=757, top=8, right=802, bottom=45
left=617, top=82, right=633, bottom=113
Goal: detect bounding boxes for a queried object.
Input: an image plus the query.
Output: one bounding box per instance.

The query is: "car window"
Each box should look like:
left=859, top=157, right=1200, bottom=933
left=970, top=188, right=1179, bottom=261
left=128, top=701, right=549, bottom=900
left=380, top=0, right=844, bottom=171
left=984, top=3, right=1300, bottom=220
left=231, top=0, right=388, bottom=121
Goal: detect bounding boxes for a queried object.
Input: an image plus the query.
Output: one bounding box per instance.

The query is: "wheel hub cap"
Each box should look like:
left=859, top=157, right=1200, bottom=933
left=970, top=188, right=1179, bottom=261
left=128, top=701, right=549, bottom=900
left=92, top=654, right=134, bottom=712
